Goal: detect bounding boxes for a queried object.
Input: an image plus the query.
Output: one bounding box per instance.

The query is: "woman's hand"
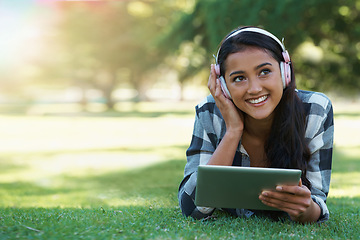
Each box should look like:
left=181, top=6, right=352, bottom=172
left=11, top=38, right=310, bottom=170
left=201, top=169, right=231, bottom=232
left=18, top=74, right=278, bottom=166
left=259, top=180, right=321, bottom=223
left=205, top=65, right=244, bottom=166
left=208, top=64, right=244, bottom=135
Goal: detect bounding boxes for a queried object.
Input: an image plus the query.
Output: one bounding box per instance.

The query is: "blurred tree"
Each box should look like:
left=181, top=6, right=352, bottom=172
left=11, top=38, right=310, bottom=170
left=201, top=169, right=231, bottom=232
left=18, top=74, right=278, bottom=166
left=57, top=2, right=143, bottom=108
left=55, top=1, right=181, bottom=108
left=293, top=0, right=360, bottom=93
left=163, top=36, right=206, bottom=100
left=158, top=0, right=360, bottom=94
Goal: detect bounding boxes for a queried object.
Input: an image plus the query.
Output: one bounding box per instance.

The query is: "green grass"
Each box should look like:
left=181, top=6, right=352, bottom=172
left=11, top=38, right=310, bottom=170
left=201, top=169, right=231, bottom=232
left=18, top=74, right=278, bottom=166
left=2, top=203, right=359, bottom=240
left=0, top=101, right=360, bottom=239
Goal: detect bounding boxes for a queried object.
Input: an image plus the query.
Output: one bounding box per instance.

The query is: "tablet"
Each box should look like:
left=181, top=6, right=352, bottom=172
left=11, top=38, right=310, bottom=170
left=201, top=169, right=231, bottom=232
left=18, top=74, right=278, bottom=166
left=195, top=165, right=301, bottom=211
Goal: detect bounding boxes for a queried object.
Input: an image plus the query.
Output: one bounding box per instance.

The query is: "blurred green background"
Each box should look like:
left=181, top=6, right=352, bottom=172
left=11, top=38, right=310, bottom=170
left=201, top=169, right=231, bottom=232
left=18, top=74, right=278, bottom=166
left=1, top=0, right=360, bottom=107
left=0, top=0, right=360, bottom=208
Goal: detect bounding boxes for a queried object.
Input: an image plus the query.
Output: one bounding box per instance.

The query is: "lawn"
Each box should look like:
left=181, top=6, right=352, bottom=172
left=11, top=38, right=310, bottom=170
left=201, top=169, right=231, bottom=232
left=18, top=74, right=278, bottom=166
left=0, top=100, right=359, bottom=239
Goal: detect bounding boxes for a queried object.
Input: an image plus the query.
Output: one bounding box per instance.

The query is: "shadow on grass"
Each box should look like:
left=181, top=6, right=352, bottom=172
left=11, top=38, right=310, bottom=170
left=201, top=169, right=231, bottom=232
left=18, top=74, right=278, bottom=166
left=334, top=112, right=360, bottom=118
left=0, top=109, right=193, bottom=118
left=328, top=196, right=360, bottom=209
left=332, top=147, right=360, bottom=173
left=1, top=146, right=359, bottom=205
left=59, top=158, right=187, bottom=198
left=0, top=159, right=28, bottom=174
left=0, top=144, right=189, bottom=159
left=0, top=159, right=187, bottom=206
left=75, top=110, right=194, bottom=118
left=0, top=102, right=195, bottom=118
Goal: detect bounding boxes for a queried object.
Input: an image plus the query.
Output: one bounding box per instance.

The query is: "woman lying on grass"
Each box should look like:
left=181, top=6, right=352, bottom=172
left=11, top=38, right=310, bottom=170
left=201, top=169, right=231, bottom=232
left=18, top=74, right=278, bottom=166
left=178, top=26, right=334, bottom=223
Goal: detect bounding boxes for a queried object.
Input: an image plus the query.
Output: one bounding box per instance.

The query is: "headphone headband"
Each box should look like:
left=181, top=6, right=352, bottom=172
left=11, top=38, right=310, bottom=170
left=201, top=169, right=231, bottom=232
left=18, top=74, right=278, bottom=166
left=215, top=27, right=287, bottom=64
left=225, top=27, right=286, bottom=51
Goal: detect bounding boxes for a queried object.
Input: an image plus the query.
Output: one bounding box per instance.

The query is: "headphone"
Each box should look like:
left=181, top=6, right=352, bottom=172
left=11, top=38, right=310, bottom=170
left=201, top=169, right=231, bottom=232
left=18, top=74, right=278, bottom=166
left=214, top=27, right=291, bottom=99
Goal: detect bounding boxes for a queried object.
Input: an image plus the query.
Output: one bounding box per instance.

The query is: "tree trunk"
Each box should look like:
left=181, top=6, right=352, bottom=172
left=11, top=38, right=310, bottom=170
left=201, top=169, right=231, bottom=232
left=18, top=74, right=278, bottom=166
left=131, top=70, right=149, bottom=102
left=102, top=70, right=116, bottom=109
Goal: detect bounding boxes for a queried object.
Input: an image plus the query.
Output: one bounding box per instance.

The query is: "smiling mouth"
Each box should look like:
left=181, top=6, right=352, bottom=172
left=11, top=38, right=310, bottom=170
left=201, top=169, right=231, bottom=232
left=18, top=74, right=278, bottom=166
left=247, top=95, right=269, bottom=104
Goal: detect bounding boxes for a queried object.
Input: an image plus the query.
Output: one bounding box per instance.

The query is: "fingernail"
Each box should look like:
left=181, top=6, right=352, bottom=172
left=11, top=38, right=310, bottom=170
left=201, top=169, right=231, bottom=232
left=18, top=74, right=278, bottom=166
left=262, top=191, right=268, bottom=196
left=276, top=186, right=282, bottom=191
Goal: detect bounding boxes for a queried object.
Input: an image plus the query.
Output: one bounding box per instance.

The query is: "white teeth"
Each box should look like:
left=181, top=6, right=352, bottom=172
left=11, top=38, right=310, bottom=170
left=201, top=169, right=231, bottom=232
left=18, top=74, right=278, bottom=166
left=248, top=95, right=268, bottom=104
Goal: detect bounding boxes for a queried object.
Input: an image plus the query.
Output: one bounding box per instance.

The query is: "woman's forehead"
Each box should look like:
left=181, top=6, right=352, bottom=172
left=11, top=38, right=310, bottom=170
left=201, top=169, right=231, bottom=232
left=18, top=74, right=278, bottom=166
left=225, top=47, right=278, bottom=69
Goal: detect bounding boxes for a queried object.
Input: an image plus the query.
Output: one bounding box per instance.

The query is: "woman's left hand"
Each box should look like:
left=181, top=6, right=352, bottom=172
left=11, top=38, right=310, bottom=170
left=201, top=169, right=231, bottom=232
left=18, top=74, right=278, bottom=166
left=259, top=180, right=321, bottom=223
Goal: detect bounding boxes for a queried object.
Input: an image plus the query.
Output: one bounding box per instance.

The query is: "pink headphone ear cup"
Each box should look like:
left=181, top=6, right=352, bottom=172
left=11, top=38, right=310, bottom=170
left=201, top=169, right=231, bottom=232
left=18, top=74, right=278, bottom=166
left=281, top=50, right=291, bottom=87
left=219, top=76, right=232, bottom=99
left=280, top=62, right=286, bottom=88
left=284, top=63, right=291, bottom=86
left=280, top=62, right=291, bottom=88
left=215, top=64, right=220, bottom=76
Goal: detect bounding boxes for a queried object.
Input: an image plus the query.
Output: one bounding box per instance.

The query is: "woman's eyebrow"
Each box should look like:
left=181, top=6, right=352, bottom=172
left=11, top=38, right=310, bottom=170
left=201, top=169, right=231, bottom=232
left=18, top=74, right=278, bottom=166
left=255, top=62, right=272, bottom=70
left=229, top=62, right=273, bottom=77
left=229, top=70, right=245, bottom=77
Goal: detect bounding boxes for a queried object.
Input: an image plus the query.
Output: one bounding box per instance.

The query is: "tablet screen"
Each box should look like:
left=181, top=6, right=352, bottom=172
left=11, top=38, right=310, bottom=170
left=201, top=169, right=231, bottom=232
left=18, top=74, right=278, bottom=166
left=195, top=165, right=301, bottom=210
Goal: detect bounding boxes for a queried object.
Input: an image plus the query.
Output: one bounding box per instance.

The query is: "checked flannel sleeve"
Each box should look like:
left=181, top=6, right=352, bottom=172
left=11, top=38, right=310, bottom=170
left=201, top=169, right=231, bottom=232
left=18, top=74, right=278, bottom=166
left=178, top=95, right=226, bottom=219
left=299, top=90, right=334, bottom=223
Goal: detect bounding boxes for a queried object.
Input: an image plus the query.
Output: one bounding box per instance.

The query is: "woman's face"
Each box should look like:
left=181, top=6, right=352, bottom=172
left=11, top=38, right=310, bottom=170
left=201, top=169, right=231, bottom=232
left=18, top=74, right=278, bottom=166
left=224, top=47, right=283, bottom=122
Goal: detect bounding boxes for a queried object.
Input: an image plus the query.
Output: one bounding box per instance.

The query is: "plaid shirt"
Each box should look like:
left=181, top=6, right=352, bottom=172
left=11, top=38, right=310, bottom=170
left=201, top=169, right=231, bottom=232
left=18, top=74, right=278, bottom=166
left=178, top=90, right=334, bottom=222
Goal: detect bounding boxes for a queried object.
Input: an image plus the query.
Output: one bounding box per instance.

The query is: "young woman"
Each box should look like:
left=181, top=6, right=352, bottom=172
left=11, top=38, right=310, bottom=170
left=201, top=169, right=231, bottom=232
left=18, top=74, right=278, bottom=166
left=178, top=26, right=334, bottom=223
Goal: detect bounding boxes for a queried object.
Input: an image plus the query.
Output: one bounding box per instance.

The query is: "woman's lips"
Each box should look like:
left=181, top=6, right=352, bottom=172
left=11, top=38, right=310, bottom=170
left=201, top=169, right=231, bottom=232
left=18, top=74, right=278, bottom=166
left=246, top=95, right=269, bottom=104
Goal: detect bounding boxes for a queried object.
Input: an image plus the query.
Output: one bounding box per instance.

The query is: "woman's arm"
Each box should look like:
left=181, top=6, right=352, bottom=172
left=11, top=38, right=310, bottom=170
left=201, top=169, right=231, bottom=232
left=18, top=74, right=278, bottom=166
left=207, top=65, right=244, bottom=166
left=179, top=65, right=245, bottom=219
left=304, top=92, right=334, bottom=222
left=178, top=94, right=224, bottom=219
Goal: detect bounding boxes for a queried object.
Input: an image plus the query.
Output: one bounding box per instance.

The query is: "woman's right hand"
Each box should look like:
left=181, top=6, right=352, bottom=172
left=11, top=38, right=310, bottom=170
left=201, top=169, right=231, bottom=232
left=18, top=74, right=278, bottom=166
left=206, top=64, right=244, bottom=166
left=208, top=64, right=244, bottom=135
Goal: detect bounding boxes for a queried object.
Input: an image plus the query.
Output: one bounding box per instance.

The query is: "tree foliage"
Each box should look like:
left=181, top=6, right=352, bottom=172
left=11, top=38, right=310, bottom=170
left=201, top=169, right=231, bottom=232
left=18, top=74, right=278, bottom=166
left=47, top=0, right=360, bottom=108
left=159, top=0, right=360, bottom=93
left=56, top=1, right=178, bottom=107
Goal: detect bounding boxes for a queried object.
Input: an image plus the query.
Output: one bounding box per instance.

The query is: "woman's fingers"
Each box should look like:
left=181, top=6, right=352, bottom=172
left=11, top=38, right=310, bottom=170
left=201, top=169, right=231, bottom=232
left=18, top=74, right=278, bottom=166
left=261, top=185, right=311, bottom=204
left=214, top=79, right=224, bottom=99
left=259, top=184, right=313, bottom=220
left=208, top=64, right=227, bottom=102
left=207, top=64, right=217, bottom=94
left=207, top=64, right=244, bottom=133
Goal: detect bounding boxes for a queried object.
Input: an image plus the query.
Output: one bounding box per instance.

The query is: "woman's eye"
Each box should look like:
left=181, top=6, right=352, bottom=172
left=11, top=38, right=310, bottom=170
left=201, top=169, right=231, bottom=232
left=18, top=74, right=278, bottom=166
left=234, top=76, right=246, bottom=82
left=259, top=69, right=271, bottom=76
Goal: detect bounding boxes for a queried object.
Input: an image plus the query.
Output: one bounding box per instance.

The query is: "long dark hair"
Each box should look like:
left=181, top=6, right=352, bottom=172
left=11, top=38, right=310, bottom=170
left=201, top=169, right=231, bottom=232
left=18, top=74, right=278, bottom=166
left=217, top=26, right=311, bottom=188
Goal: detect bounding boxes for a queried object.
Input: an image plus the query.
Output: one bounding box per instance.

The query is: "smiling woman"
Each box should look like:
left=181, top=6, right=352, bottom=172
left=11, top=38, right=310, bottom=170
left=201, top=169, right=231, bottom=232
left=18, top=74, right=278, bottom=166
left=178, top=26, right=334, bottom=224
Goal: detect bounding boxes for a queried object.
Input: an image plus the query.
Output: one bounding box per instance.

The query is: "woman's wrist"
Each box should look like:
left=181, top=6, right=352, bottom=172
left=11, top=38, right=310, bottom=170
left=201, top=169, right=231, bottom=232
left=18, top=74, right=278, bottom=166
left=305, top=199, right=321, bottom=223
left=207, top=129, right=242, bottom=166
left=292, top=198, right=321, bottom=223
left=225, top=127, right=243, bottom=140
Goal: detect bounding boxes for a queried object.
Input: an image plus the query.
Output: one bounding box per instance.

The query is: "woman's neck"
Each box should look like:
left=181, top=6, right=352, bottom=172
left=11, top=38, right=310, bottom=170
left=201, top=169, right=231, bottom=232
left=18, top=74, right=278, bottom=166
left=243, top=114, right=274, bottom=141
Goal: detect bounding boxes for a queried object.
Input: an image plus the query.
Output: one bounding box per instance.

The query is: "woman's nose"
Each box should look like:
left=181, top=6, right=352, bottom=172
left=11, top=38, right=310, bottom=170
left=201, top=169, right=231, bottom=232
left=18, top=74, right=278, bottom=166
left=247, top=77, right=262, bottom=94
